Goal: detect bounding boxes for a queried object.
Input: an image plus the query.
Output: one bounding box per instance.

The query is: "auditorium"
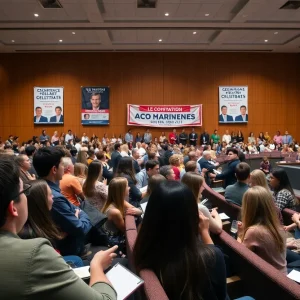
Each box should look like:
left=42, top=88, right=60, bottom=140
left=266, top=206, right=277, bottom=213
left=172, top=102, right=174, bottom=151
left=1, top=0, right=300, bottom=299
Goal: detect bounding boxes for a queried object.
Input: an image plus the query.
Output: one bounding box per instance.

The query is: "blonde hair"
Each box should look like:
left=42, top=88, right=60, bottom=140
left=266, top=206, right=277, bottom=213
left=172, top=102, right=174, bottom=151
left=102, top=177, right=127, bottom=218
left=120, top=144, right=129, bottom=153
left=241, top=186, right=284, bottom=252
left=250, top=169, right=269, bottom=190
left=169, top=154, right=181, bottom=166
left=74, top=163, right=87, bottom=178
left=181, top=172, right=204, bottom=202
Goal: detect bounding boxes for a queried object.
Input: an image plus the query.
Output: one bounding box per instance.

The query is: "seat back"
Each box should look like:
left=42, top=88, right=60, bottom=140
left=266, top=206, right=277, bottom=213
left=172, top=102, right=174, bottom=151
left=125, top=215, right=138, bottom=270
left=139, top=269, right=169, bottom=300
left=214, top=231, right=300, bottom=300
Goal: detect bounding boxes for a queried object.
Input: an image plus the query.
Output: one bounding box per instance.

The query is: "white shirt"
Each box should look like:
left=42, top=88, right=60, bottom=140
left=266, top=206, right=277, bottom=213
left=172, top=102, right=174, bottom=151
left=222, top=134, right=231, bottom=145
left=138, top=147, right=146, bottom=158
left=36, top=116, right=40, bottom=122
left=75, top=143, right=81, bottom=152
left=81, top=136, right=89, bottom=143
left=65, top=134, right=74, bottom=142
left=56, top=115, right=61, bottom=122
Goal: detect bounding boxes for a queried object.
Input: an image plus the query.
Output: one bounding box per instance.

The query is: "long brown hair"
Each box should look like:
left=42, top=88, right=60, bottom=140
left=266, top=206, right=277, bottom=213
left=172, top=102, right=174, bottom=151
left=181, top=172, right=204, bottom=202
left=76, top=150, right=88, bottom=166
left=102, top=177, right=127, bottom=218
left=25, top=180, right=62, bottom=241
left=74, top=162, right=87, bottom=178
left=241, top=186, right=284, bottom=252
left=83, top=161, right=103, bottom=198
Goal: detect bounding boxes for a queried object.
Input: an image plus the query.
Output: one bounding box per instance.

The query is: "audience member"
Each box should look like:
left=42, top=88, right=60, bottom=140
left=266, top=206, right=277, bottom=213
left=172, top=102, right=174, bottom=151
left=159, top=165, right=176, bottom=180
left=109, top=143, right=122, bottom=172
left=200, top=130, right=210, bottom=145
left=15, top=154, right=36, bottom=183
left=260, top=156, right=272, bottom=174
left=135, top=160, right=160, bottom=189
left=131, top=148, right=141, bottom=174
left=96, top=151, right=114, bottom=183
left=169, top=154, right=181, bottom=180
left=141, top=174, right=166, bottom=203
left=189, top=128, right=198, bottom=146
left=74, top=162, right=87, bottom=186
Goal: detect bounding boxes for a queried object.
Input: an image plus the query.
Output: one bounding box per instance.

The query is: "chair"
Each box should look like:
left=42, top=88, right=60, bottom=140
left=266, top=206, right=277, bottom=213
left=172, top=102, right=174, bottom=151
left=214, top=231, right=300, bottom=300
left=125, top=215, right=138, bottom=270
left=282, top=208, right=296, bottom=226
left=270, top=151, right=281, bottom=158
left=139, top=269, right=169, bottom=300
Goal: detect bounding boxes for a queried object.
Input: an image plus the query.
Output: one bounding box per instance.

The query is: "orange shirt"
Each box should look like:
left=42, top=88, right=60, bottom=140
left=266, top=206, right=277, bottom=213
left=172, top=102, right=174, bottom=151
left=59, top=173, right=82, bottom=206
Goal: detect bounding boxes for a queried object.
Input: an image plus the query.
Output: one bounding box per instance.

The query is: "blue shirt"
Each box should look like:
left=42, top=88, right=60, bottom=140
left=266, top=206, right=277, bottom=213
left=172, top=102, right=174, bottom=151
left=47, top=180, right=92, bottom=256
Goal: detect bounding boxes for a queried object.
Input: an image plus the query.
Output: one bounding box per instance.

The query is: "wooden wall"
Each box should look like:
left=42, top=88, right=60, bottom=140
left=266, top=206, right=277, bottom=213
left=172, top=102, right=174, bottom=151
left=0, top=52, right=299, bottom=143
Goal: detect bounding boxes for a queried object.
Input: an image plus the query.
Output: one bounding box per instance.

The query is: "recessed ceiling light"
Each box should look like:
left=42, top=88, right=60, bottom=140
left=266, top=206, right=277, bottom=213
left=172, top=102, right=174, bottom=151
left=264, top=39, right=268, bottom=42
left=193, top=31, right=197, bottom=35
left=164, top=12, right=169, bottom=16
left=274, top=32, right=278, bottom=35
left=205, top=13, right=210, bottom=16
left=34, top=13, right=39, bottom=17
left=158, top=39, right=162, bottom=42
left=11, top=40, right=15, bottom=43
left=59, top=39, right=63, bottom=42
left=72, top=32, right=76, bottom=35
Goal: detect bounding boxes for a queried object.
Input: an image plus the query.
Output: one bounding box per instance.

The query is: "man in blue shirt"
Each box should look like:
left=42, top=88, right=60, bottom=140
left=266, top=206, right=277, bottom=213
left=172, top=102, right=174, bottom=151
left=33, top=147, right=92, bottom=256
left=124, top=129, right=133, bottom=144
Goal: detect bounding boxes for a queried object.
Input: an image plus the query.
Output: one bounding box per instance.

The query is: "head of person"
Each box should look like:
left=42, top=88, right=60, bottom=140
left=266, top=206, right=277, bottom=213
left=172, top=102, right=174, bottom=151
left=82, top=161, right=103, bottom=197
left=0, top=156, right=29, bottom=233
left=62, top=157, right=74, bottom=175
left=134, top=181, right=212, bottom=299
left=90, top=93, right=101, bottom=109
left=185, top=161, right=198, bottom=173
left=241, top=186, right=284, bottom=252
left=225, top=129, right=229, bottom=135
left=146, top=174, right=166, bottom=196
left=24, top=179, right=61, bottom=240
left=145, top=160, right=160, bottom=177
left=120, top=144, right=129, bottom=154
left=173, top=128, right=176, bottom=133
left=15, top=154, right=31, bottom=172
left=159, top=165, right=176, bottom=180
left=221, top=105, right=227, bottom=115
left=42, top=130, right=46, bottom=136
left=76, top=150, right=88, bottom=166
left=240, top=105, right=247, bottom=115
left=116, top=157, right=136, bottom=183
left=33, top=147, right=65, bottom=181
left=250, top=169, right=269, bottom=189
left=202, top=150, right=211, bottom=161
left=188, top=151, right=197, bottom=161
left=35, top=107, right=42, bottom=117
left=25, top=145, right=36, bottom=157
left=74, top=162, right=88, bottom=178
left=84, top=114, right=90, bottom=120
left=131, top=148, right=139, bottom=160
left=226, top=148, right=239, bottom=161
left=169, top=154, right=181, bottom=167
left=181, top=171, right=204, bottom=202
left=182, top=129, right=185, bottom=133
left=270, top=168, right=295, bottom=195
left=285, top=130, right=289, bottom=135
left=214, top=129, right=218, bottom=134
left=276, top=131, right=281, bottom=136
left=235, top=162, right=250, bottom=182
left=55, top=106, right=62, bottom=116
left=88, top=149, right=95, bottom=159
left=114, top=143, right=121, bottom=152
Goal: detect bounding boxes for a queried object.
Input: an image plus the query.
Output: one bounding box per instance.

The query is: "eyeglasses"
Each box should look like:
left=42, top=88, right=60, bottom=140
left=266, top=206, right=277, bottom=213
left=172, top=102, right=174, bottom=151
left=13, top=183, right=32, bottom=199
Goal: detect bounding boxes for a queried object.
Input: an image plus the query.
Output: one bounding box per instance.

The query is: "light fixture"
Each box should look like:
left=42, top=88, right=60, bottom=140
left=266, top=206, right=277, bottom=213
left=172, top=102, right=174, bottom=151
left=205, top=13, right=210, bottom=16
left=158, top=39, right=162, bottom=42
left=274, top=32, right=278, bottom=35
left=264, top=39, right=268, bottom=42
left=34, top=13, right=39, bottom=17
left=193, top=31, right=197, bottom=35
left=72, top=32, right=76, bottom=35
left=164, top=12, right=169, bottom=16
left=59, top=39, right=63, bottom=42
left=11, top=40, right=15, bottom=43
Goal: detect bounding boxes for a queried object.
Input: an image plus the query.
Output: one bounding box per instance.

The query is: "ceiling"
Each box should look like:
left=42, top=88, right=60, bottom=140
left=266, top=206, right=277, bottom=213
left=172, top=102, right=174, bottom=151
left=1, top=0, right=300, bottom=53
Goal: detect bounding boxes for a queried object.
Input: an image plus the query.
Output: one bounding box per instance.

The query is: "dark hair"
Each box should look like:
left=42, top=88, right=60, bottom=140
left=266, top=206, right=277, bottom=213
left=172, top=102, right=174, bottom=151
left=35, top=106, right=42, bottom=110
left=33, top=147, right=65, bottom=177
left=21, top=180, right=62, bottom=241
left=185, top=161, right=197, bottom=172
left=115, top=157, right=137, bottom=184
left=226, top=148, right=239, bottom=155
left=134, top=181, right=214, bottom=299
left=238, top=151, right=246, bottom=162
left=240, top=105, right=246, bottom=109
left=25, top=145, right=36, bottom=157
left=96, top=151, right=106, bottom=161
left=147, top=152, right=156, bottom=160
left=271, top=168, right=295, bottom=196
left=235, top=162, right=250, bottom=181
left=55, top=106, right=62, bottom=110
left=90, top=92, right=101, bottom=99
left=114, top=143, right=121, bottom=151
left=0, top=156, right=20, bottom=227
left=221, top=105, right=227, bottom=110
left=83, top=161, right=103, bottom=198
left=159, top=165, right=172, bottom=178
left=145, top=160, right=159, bottom=171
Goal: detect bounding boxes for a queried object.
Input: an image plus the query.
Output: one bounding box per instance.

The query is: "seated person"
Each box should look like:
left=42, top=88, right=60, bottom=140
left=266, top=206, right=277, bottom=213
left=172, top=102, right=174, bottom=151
left=225, top=162, right=250, bottom=206
left=0, top=155, right=118, bottom=300
left=141, top=174, right=166, bottom=204
left=159, top=165, right=176, bottom=181
left=260, top=156, right=271, bottom=175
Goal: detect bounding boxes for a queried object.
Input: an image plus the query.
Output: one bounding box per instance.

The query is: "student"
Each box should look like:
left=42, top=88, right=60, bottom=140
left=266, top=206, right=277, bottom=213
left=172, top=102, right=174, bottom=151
left=141, top=174, right=166, bottom=204
left=237, top=186, right=287, bottom=274
left=0, top=155, right=118, bottom=300
left=134, top=181, right=229, bottom=300
left=269, top=168, right=298, bottom=211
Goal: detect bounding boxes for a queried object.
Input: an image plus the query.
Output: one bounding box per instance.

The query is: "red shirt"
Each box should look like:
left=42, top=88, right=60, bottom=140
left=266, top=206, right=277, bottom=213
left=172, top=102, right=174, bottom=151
left=169, top=133, right=177, bottom=144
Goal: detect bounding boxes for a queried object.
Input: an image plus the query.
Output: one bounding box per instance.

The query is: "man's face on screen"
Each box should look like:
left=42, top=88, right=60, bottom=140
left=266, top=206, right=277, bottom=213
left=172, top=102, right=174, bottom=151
left=91, top=95, right=101, bottom=109
left=55, top=108, right=62, bottom=116
left=221, top=107, right=227, bottom=115
left=240, top=107, right=246, bottom=115
left=36, top=108, right=42, bottom=117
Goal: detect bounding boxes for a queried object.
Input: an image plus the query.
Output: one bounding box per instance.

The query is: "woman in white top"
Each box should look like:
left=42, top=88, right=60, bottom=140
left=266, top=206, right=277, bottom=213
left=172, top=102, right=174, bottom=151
left=81, top=133, right=89, bottom=143
left=51, top=131, right=59, bottom=145
left=222, top=130, right=231, bottom=145
left=248, top=132, right=256, bottom=144
left=159, top=132, right=167, bottom=143
left=181, top=172, right=222, bottom=234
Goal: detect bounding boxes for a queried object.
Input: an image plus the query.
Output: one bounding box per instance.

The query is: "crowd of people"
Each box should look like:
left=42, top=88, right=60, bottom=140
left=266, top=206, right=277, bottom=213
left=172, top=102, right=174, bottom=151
left=0, top=127, right=300, bottom=300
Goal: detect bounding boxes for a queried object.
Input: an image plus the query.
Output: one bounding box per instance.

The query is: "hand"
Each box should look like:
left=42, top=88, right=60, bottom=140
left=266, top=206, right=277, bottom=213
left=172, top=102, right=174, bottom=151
left=75, top=209, right=80, bottom=218
left=292, top=213, right=300, bottom=224
left=215, top=162, right=220, bottom=167
left=209, top=173, right=216, bottom=178
left=91, top=245, right=118, bottom=270
left=198, top=211, right=210, bottom=233
left=237, top=221, right=243, bottom=236
left=201, top=168, right=208, bottom=174
left=126, top=207, right=142, bottom=216
left=210, top=208, right=218, bottom=218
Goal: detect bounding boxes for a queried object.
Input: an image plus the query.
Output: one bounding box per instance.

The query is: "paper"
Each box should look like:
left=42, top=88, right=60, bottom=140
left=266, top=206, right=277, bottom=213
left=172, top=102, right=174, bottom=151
left=219, top=213, right=230, bottom=220
left=140, top=202, right=148, bottom=213
left=106, top=263, right=144, bottom=300
left=287, top=269, right=300, bottom=283
left=139, top=186, right=148, bottom=193
left=73, top=266, right=90, bottom=279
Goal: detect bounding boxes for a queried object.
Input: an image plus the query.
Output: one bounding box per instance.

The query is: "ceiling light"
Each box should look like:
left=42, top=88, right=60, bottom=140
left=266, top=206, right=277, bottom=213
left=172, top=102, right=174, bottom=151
left=72, top=32, right=76, bottom=35
left=193, top=31, right=197, bottom=35
left=158, top=39, right=162, bottom=42
left=11, top=40, right=15, bottom=43
left=205, top=13, right=210, bottom=16
left=59, top=39, right=63, bottom=42
left=164, top=12, right=169, bottom=16
left=264, top=39, right=268, bottom=42
left=274, top=32, right=278, bottom=35
left=34, top=13, right=39, bottom=17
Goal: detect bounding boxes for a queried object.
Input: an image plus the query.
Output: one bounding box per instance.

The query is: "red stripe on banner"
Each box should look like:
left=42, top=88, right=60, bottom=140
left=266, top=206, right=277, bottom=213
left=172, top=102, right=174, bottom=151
left=82, top=109, right=109, bottom=113
left=139, top=106, right=191, bottom=112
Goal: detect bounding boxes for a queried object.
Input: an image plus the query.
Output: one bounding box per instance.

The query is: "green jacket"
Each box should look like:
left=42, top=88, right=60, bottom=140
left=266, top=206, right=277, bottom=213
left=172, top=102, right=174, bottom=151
left=0, top=230, right=117, bottom=300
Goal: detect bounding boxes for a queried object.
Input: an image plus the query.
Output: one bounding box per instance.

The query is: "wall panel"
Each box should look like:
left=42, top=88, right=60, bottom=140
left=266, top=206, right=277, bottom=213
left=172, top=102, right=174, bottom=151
left=0, top=52, right=299, bottom=143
